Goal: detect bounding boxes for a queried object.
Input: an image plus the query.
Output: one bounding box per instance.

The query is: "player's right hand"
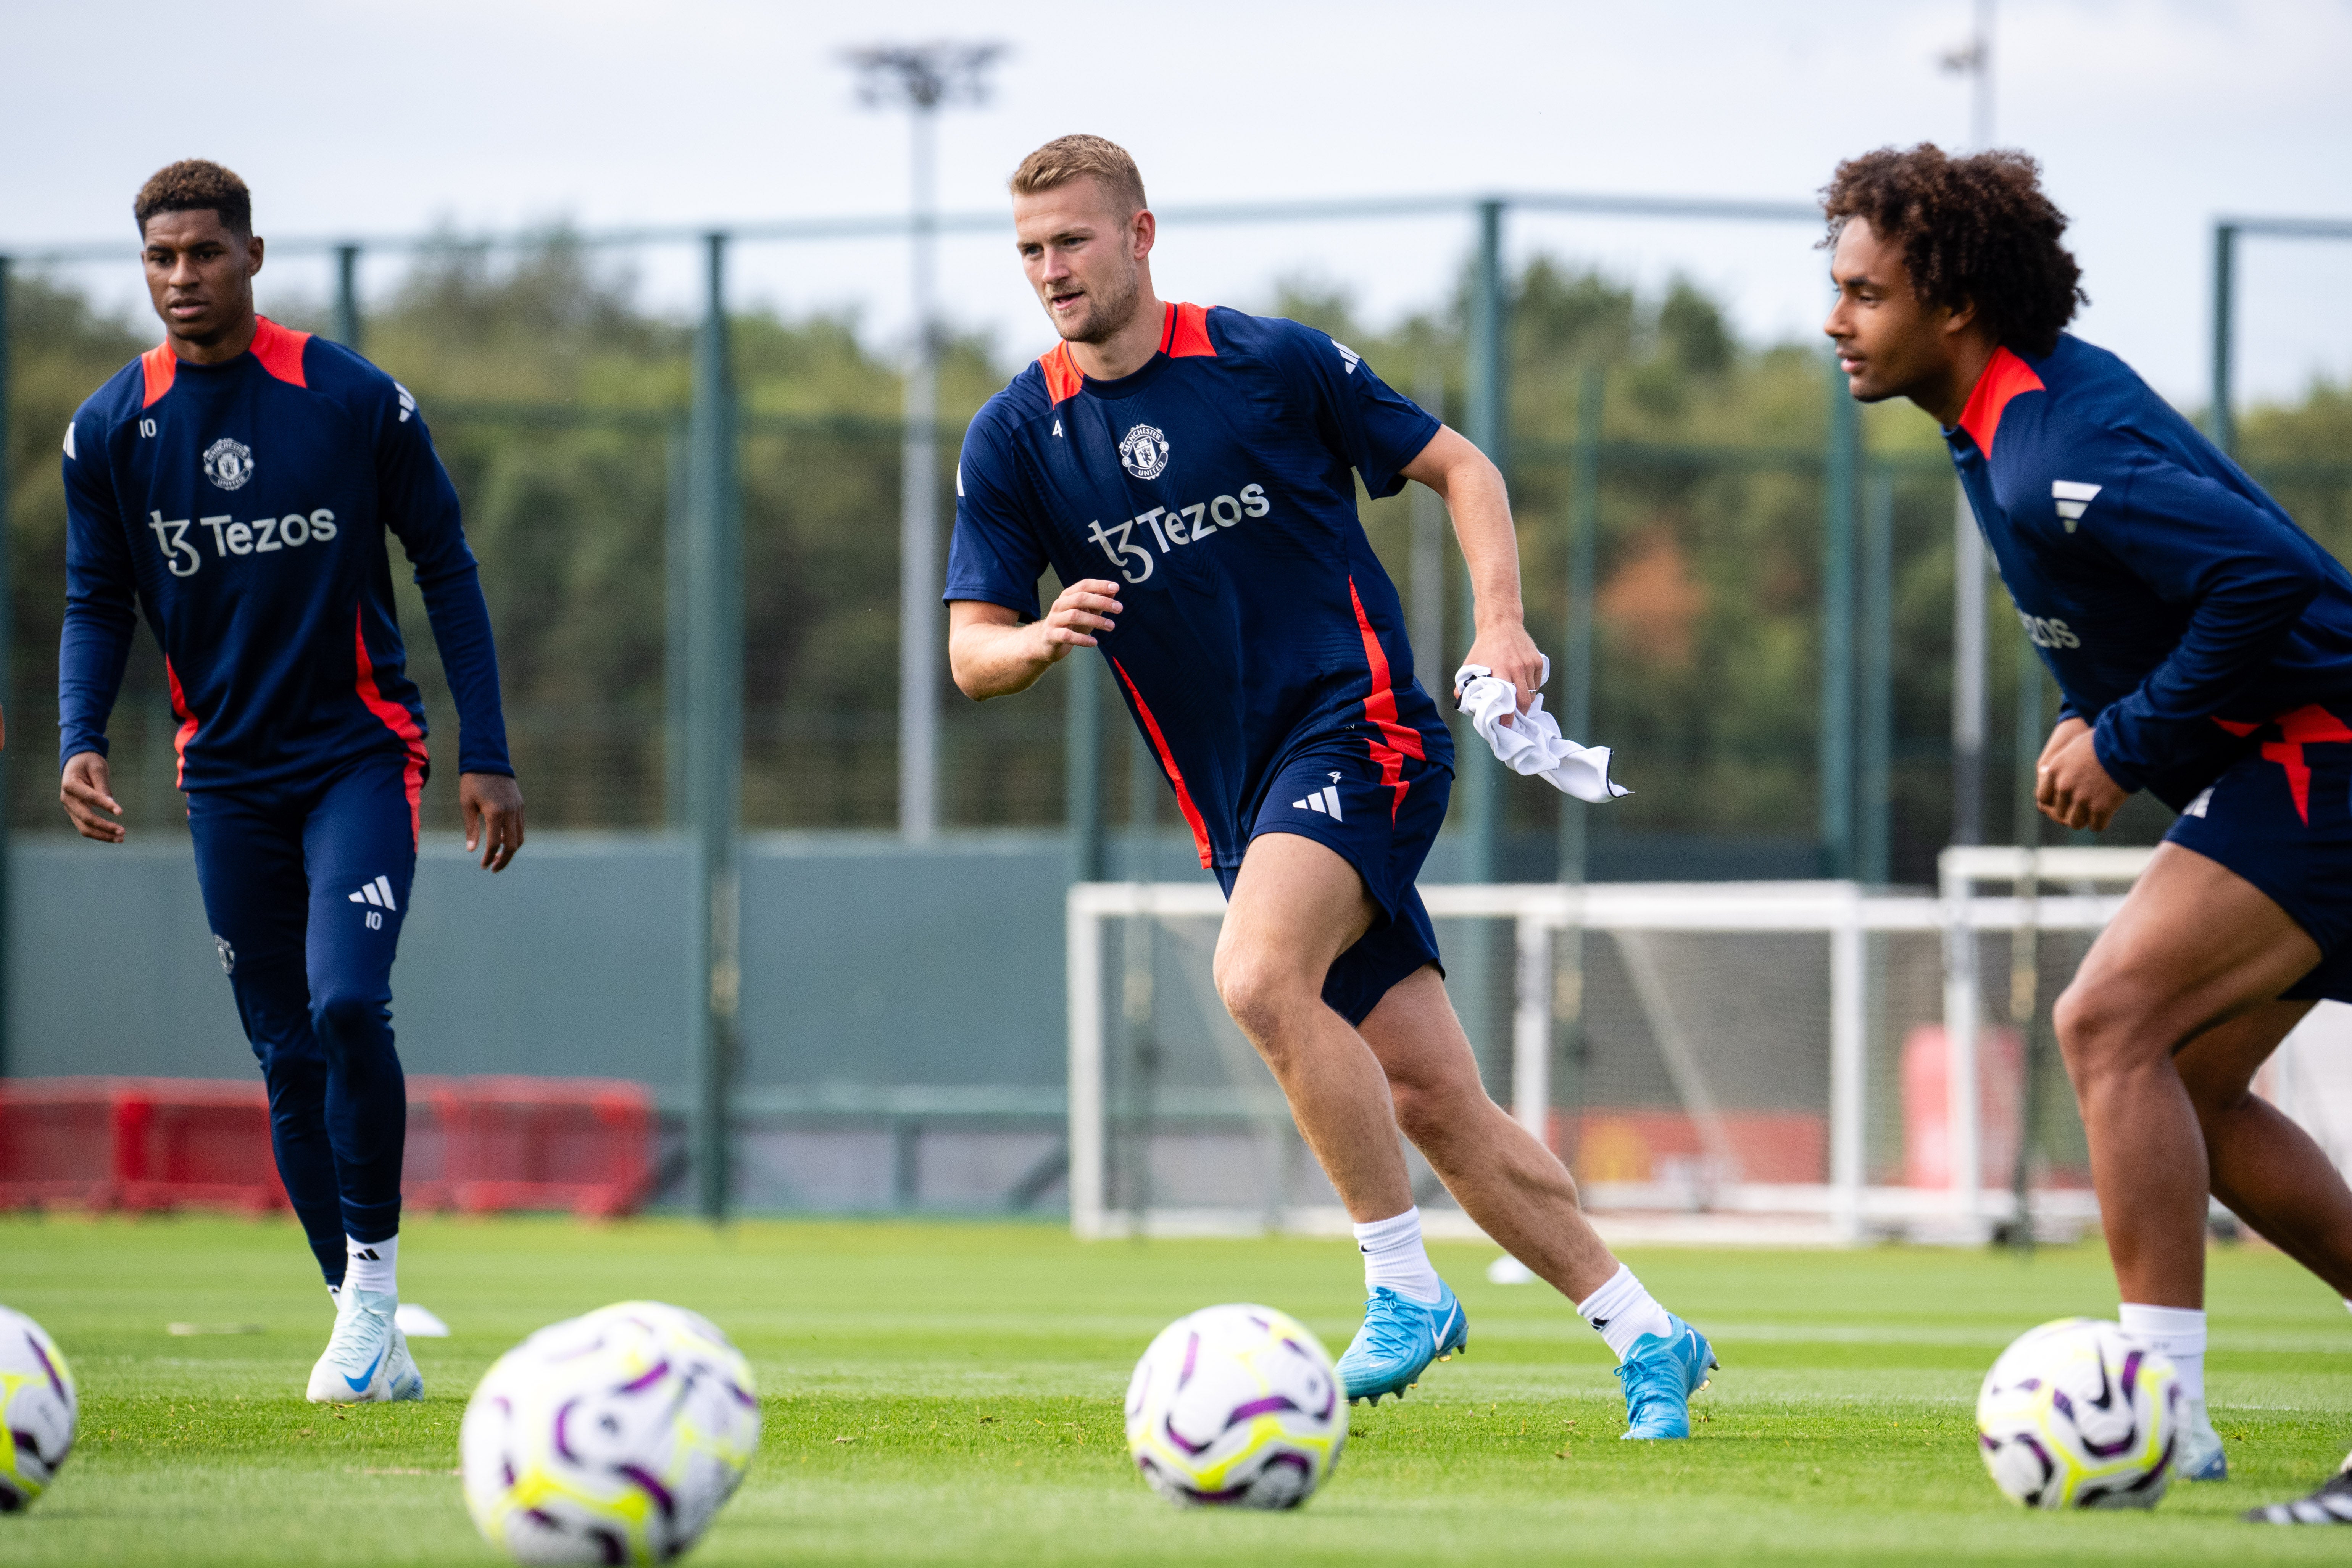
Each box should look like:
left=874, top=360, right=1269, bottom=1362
left=60, top=751, right=126, bottom=844
left=1036, top=579, right=1122, bottom=663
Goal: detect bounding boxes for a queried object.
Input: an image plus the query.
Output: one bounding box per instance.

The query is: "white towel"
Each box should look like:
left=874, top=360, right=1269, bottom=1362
left=1453, top=658, right=1630, bottom=802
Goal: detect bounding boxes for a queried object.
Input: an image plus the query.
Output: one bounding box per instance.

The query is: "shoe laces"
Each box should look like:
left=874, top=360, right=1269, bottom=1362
left=1614, top=1336, right=1685, bottom=1416
left=1351, top=1289, right=1430, bottom=1363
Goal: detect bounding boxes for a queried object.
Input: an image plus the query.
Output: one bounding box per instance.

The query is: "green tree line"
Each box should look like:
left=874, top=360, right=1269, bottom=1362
left=7, top=240, right=2348, bottom=884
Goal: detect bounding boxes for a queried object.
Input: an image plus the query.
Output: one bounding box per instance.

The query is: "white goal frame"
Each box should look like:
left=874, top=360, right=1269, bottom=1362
left=1068, top=848, right=2153, bottom=1243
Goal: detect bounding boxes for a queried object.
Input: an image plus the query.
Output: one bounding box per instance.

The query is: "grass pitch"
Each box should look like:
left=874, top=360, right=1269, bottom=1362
left=2, top=1214, right=2347, bottom=1565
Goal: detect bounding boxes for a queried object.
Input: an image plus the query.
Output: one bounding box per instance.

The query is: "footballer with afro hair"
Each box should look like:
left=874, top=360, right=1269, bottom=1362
left=1825, top=143, right=2352, bottom=1515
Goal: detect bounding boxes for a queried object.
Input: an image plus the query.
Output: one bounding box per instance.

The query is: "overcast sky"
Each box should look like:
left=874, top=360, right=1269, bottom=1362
left=7, top=0, right=2348, bottom=407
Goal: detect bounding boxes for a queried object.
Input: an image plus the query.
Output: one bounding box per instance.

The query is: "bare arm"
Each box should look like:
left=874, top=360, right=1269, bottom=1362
left=949, top=580, right=1125, bottom=701
left=1400, top=425, right=1543, bottom=713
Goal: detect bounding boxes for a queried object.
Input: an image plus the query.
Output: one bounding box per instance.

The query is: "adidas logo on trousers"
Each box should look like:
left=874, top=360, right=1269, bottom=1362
left=347, top=876, right=399, bottom=910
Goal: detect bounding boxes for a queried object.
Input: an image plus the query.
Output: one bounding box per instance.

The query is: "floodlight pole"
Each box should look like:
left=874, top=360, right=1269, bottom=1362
left=848, top=42, right=1004, bottom=844
left=1858, top=469, right=1894, bottom=886
left=1821, top=357, right=1860, bottom=878
left=1943, top=0, right=1996, bottom=859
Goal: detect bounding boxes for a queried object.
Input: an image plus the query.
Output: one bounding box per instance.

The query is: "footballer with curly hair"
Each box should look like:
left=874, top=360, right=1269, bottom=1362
left=1823, top=143, right=2352, bottom=1520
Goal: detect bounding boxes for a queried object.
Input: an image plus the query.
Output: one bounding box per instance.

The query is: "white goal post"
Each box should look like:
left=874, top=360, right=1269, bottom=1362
left=1068, top=848, right=2155, bottom=1245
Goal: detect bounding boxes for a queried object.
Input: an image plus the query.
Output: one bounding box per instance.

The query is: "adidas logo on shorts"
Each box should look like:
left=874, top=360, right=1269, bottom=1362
left=348, top=876, right=399, bottom=911
left=1293, top=786, right=1344, bottom=820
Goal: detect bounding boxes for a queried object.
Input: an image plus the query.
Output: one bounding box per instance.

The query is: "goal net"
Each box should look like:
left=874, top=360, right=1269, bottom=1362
left=1066, top=849, right=2158, bottom=1245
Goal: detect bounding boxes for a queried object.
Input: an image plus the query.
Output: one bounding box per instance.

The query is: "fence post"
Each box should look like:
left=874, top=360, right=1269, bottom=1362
left=1559, top=364, right=1601, bottom=888
left=0, top=256, right=11, bottom=1079
left=2210, top=222, right=2236, bottom=458
left=685, top=232, right=742, bottom=1224
left=1859, top=468, right=1894, bottom=885
left=1460, top=198, right=1506, bottom=887
left=334, top=245, right=363, bottom=353
left=664, top=416, right=690, bottom=829
left=1820, top=358, right=1859, bottom=878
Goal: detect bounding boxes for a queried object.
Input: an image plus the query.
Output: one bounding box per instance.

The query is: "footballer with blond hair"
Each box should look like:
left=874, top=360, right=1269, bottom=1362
left=945, top=134, right=1717, bottom=1437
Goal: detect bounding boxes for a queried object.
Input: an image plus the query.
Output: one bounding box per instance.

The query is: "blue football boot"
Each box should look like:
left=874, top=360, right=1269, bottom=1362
left=1615, top=1313, right=1716, bottom=1439
left=1336, top=1282, right=1468, bottom=1405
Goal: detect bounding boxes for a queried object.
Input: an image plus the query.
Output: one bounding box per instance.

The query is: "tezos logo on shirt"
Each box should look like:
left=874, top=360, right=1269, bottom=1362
left=1118, top=424, right=1170, bottom=480
left=202, top=437, right=255, bottom=491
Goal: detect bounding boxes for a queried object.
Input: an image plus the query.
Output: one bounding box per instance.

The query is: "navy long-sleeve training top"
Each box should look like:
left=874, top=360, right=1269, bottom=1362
left=60, top=317, right=511, bottom=798
left=1947, top=332, right=2352, bottom=808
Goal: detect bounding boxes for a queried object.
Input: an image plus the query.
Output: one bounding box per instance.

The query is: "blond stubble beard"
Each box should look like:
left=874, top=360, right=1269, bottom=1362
left=1054, top=264, right=1143, bottom=346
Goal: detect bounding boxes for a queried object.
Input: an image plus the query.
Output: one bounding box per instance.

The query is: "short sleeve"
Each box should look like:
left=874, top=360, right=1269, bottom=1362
left=1271, top=322, right=1441, bottom=498
left=944, top=414, right=1050, bottom=617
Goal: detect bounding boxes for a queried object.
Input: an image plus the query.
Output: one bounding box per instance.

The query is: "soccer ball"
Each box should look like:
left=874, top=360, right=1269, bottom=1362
left=1976, top=1317, right=2179, bottom=1510
left=461, top=1301, right=760, bottom=1563
left=0, top=1305, right=77, bottom=1512
left=1125, top=1303, right=1346, bottom=1509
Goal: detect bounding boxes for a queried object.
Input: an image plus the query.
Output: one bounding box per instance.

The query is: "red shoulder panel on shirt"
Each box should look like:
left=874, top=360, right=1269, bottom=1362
left=249, top=317, right=310, bottom=388
left=140, top=345, right=176, bottom=408
left=1038, top=342, right=1083, bottom=404
left=1956, top=346, right=2045, bottom=457
left=1165, top=301, right=1214, bottom=358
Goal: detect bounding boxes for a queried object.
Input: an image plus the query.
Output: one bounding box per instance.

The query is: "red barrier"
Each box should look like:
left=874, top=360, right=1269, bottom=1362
left=0, top=1077, right=653, bottom=1218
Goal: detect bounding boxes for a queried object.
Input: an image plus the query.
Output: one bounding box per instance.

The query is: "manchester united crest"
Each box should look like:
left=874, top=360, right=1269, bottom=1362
left=202, top=437, right=255, bottom=491
left=1118, top=423, right=1170, bottom=481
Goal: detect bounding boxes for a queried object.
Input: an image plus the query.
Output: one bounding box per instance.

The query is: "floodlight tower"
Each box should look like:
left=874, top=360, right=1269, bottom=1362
left=848, top=40, right=1005, bottom=843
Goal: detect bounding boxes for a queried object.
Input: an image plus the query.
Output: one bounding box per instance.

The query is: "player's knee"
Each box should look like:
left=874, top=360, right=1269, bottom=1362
left=1388, top=1067, right=1485, bottom=1146
left=1212, top=950, right=1309, bottom=1051
left=2052, top=974, right=2145, bottom=1079
left=309, top=987, right=389, bottom=1052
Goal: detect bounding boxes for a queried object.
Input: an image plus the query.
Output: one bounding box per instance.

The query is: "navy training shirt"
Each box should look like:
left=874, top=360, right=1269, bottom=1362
left=61, top=317, right=511, bottom=813
left=945, top=302, right=1453, bottom=868
left=1947, top=332, right=2352, bottom=808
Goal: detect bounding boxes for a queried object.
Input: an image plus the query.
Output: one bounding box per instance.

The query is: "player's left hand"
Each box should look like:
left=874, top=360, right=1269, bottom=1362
left=461, top=772, right=526, bottom=872
left=2037, top=725, right=2128, bottom=832
left=1458, top=622, right=1545, bottom=726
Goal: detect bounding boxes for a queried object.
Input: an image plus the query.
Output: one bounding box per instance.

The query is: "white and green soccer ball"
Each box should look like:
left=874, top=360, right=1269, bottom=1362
left=1125, top=1303, right=1346, bottom=1510
left=0, top=1305, right=76, bottom=1513
left=1977, top=1317, right=2180, bottom=1510
left=461, top=1301, right=760, bottom=1563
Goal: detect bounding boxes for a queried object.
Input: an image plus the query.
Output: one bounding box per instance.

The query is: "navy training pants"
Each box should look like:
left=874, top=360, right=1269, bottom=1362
left=188, top=749, right=422, bottom=1283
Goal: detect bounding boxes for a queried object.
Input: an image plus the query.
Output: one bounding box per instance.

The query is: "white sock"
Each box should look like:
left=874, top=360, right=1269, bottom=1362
left=1577, top=1263, right=1675, bottom=1360
left=345, top=1234, right=399, bottom=1299
left=2119, top=1303, right=2205, bottom=1406
left=1353, top=1208, right=1442, bottom=1305
left=327, top=1283, right=343, bottom=1312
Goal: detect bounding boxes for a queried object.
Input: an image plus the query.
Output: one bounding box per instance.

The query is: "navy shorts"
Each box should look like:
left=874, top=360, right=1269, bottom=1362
left=2165, top=703, right=2352, bottom=1003
left=1214, top=733, right=1452, bottom=1026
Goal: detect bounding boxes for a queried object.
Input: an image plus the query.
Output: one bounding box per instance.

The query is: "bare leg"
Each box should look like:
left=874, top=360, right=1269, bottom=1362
left=2054, top=844, right=2321, bottom=1308
left=1357, top=965, right=1621, bottom=1302
left=2178, top=1000, right=2352, bottom=1297
left=1212, top=832, right=1412, bottom=1222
